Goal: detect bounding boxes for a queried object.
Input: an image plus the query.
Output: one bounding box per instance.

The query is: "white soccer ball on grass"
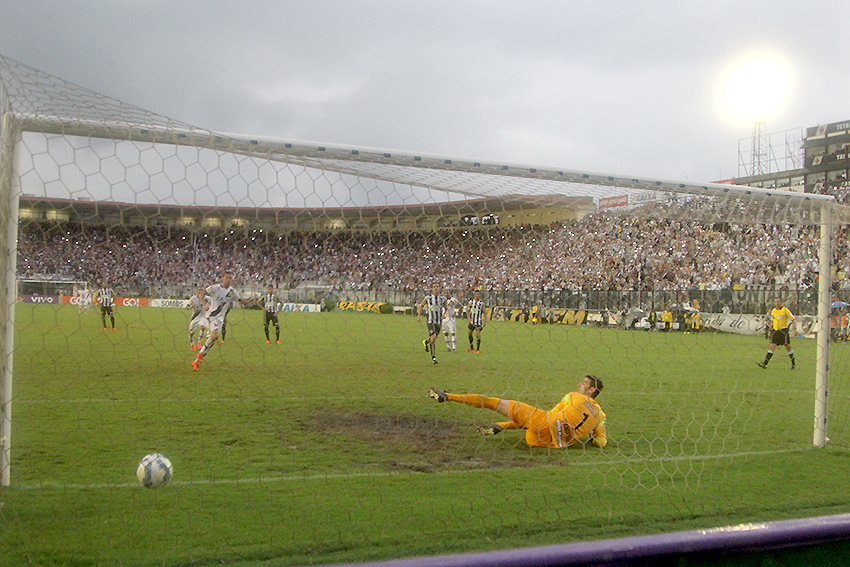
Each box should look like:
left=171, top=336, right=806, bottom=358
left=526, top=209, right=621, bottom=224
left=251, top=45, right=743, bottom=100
left=136, top=453, right=173, bottom=488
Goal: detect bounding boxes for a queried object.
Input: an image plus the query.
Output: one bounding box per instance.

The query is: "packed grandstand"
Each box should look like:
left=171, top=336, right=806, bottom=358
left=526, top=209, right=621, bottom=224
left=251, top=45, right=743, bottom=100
left=17, top=209, right=847, bottom=301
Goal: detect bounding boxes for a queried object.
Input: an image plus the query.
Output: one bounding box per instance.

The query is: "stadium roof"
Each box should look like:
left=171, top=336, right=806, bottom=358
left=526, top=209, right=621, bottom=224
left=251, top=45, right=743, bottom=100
left=3, top=53, right=850, bottom=226
left=19, top=194, right=596, bottom=231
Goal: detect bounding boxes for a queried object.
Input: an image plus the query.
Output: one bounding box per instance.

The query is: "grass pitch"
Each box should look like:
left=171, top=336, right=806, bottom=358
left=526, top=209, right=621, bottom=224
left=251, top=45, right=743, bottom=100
left=2, top=303, right=850, bottom=566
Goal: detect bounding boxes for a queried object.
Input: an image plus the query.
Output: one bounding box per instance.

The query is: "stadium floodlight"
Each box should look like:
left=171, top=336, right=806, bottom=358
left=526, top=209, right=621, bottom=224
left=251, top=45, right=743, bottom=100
left=724, top=56, right=788, bottom=121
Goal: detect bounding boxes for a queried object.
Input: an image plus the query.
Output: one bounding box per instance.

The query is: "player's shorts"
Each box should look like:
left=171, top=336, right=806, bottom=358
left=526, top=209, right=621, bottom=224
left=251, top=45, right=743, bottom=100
left=506, top=401, right=573, bottom=449
left=208, top=315, right=226, bottom=333
left=189, top=313, right=207, bottom=332
left=468, top=322, right=484, bottom=332
left=771, top=328, right=791, bottom=346
left=100, top=305, right=114, bottom=316
left=442, top=318, right=456, bottom=334
left=264, top=311, right=279, bottom=327
left=427, top=322, right=442, bottom=336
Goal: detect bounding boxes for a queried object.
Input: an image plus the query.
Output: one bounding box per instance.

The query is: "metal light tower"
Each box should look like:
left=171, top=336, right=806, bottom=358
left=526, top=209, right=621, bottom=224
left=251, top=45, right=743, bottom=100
left=751, top=114, right=768, bottom=176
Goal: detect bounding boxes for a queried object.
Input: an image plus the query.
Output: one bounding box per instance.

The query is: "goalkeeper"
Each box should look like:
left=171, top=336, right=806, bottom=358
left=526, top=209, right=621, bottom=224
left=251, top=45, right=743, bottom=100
left=428, top=375, right=607, bottom=449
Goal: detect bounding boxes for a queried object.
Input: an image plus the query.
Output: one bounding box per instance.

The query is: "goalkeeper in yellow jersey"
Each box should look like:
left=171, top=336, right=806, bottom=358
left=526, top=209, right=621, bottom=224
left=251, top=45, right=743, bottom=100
left=758, top=296, right=796, bottom=370
left=428, top=375, right=607, bottom=449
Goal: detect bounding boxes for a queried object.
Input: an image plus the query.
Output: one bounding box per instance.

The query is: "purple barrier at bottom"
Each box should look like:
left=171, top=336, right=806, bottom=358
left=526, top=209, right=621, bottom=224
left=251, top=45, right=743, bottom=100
left=330, top=513, right=850, bottom=567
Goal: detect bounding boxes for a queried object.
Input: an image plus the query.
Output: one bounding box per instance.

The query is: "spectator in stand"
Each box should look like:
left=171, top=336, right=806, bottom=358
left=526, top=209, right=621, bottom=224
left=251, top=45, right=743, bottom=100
left=16, top=209, right=839, bottom=297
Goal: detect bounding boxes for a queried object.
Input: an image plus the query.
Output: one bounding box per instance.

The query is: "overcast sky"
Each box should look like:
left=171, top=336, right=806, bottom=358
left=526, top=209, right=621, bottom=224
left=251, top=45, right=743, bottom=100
left=2, top=1, right=849, bottom=185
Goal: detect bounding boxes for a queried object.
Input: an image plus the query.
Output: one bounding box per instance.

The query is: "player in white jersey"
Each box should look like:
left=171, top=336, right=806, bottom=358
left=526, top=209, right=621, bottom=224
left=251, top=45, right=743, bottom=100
left=187, top=286, right=209, bottom=350
left=81, top=281, right=93, bottom=313
left=192, top=272, right=253, bottom=371
left=442, top=296, right=461, bottom=351
left=73, top=282, right=90, bottom=314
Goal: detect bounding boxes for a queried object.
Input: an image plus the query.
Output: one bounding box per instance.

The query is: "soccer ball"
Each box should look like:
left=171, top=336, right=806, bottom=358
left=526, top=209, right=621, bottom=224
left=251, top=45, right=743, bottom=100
left=136, top=453, right=173, bottom=488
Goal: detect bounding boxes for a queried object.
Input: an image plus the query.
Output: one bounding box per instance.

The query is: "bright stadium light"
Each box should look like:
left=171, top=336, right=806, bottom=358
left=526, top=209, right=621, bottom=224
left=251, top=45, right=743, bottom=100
left=724, top=56, right=788, bottom=120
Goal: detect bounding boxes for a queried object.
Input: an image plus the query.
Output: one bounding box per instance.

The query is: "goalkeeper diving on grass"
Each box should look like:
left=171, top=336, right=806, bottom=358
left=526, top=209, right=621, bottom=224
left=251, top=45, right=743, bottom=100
left=428, top=375, right=607, bottom=449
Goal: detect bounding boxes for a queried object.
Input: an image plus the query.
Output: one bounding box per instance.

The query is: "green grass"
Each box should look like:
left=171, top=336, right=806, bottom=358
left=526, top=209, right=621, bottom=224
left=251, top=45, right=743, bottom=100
left=2, top=303, right=850, bottom=566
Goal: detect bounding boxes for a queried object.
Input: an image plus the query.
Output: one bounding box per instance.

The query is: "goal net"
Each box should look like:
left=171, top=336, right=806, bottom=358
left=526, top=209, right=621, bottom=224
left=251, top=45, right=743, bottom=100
left=3, top=53, right=850, bottom=566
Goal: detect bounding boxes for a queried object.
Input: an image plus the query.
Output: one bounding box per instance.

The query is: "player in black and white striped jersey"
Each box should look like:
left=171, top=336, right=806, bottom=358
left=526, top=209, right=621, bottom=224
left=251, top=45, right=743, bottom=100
left=257, top=285, right=282, bottom=344
left=417, top=282, right=447, bottom=364
left=95, top=281, right=117, bottom=331
left=467, top=289, right=488, bottom=353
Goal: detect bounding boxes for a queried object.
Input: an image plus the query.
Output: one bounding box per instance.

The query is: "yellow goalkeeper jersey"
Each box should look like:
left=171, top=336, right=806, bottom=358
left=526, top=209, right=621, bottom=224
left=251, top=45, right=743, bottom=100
left=548, top=393, right=607, bottom=448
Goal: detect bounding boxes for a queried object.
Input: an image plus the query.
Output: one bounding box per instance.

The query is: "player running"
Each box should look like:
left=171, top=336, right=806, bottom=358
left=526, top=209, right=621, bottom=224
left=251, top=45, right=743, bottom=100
left=187, top=286, right=209, bottom=350
left=192, top=272, right=253, bottom=371
left=758, top=296, right=797, bottom=370
left=427, top=375, right=607, bottom=449
left=442, top=295, right=461, bottom=352
left=418, top=282, right=447, bottom=364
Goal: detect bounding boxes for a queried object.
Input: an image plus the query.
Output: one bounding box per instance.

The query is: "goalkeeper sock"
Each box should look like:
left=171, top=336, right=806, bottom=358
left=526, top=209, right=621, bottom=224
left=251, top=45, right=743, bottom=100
left=763, top=351, right=774, bottom=365
left=447, top=393, right=501, bottom=410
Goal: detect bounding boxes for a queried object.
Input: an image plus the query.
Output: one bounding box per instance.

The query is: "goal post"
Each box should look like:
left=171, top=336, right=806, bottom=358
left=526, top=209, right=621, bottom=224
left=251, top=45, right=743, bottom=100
left=815, top=201, right=832, bottom=448
left=0, top=106, right=18, bottom=487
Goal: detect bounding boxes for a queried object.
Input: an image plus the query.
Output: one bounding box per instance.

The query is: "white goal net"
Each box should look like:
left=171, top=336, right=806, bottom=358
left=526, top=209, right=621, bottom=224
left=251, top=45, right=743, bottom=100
left=3, top=53, right=850, bottom=565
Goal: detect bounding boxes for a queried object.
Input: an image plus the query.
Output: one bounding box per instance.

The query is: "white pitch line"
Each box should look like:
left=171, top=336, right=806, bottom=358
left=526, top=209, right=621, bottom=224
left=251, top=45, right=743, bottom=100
left=13, top=447, right=811, bottom=491
left=15, top=390, right=809, bottom=404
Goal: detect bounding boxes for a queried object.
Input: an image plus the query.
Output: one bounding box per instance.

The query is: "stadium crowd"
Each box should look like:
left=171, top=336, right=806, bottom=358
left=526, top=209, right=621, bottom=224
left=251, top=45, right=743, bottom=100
left=17, top=210, right=850, bottom=296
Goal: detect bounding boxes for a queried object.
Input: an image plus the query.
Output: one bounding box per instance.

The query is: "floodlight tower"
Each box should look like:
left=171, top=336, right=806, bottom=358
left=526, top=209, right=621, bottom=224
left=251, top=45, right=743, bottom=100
left=726, top=56, right=786, bottom=177
left=751, top=114, right=768, bottom=176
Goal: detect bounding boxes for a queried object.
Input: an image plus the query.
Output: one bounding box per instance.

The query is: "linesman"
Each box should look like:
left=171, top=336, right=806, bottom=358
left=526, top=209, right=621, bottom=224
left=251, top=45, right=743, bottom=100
left=758, top=296, right=796, bottom=370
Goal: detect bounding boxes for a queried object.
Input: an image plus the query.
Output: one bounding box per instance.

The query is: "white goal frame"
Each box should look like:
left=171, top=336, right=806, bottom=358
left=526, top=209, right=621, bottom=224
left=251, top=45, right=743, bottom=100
left=0, top=53, right=843, bottom=486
